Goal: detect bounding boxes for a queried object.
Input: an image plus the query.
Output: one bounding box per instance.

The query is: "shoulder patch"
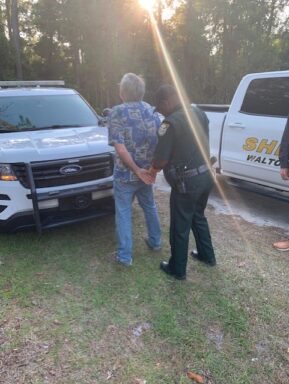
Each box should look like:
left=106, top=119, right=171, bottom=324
left=158, top=122, right=170, bottom=136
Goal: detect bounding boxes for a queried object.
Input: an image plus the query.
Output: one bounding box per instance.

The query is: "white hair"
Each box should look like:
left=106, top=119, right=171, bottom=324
left=119, top=73, right=145, bottom=102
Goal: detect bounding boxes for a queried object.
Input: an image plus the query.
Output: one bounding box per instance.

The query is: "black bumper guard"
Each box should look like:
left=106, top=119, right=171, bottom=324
left=25, top=163, right=113, bottom=234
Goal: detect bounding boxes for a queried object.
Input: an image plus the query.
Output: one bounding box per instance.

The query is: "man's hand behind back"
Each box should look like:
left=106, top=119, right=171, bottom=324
left=136, top=168, right=155, bottom=185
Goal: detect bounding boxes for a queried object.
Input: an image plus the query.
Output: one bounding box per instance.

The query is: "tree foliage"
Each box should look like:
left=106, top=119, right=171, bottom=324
left=0, top=0, right=288, bottom=106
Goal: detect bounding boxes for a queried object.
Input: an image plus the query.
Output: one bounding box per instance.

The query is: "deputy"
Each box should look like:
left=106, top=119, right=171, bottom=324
left=150, top=85, right=216, bottom=280
left=273, top=115, right=289, bottom=251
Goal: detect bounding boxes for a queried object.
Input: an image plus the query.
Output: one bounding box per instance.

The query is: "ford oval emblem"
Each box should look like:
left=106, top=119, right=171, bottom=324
left=59, top=164, right=82, bottom=175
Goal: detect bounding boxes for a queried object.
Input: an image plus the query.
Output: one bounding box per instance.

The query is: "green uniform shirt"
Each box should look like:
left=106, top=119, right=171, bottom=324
left=153, top=104, right=210, bottom=171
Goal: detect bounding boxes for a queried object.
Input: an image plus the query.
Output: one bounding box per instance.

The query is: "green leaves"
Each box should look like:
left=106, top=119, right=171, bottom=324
left=0, top=0, right=288, bottom=107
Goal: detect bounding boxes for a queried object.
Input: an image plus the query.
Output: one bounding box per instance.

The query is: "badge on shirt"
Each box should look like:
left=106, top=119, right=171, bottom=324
left=158, top=122, right=170, bottom=136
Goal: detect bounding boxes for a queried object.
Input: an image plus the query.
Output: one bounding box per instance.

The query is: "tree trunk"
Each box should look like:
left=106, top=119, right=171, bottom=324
left=157, top=0, right=162, bottom=27
left=11, top=0, right=22, bottom=79
left=267, top=0, right=277, bottom=38
left=5, top=0, right=13, bottom=42
left=73, top=39, right=81, bottom=88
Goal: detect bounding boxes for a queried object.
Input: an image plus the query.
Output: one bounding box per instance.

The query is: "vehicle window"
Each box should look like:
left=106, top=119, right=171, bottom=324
left=0, top=94, right=98, bottom=131
left=240, top=77, right=289, bottom=117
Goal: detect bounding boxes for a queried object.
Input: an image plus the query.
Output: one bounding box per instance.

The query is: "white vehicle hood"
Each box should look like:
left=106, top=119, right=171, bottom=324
left=0, top=126, right=112, bottom=163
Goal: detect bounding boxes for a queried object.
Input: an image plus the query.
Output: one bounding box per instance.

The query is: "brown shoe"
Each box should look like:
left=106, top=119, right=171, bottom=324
left=272, top=240, right=289, bottom=251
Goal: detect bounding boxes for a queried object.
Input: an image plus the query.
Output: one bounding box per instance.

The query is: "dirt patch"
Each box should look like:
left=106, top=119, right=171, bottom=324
left=89, top=321, right=153, bottom=381
left=206, top=325, right=224, bottom=351
left=0, top=336, right=54, bottom=384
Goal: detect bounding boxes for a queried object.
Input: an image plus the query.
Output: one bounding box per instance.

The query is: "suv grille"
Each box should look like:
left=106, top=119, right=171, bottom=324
left=12, top=154, right=113, bottom=189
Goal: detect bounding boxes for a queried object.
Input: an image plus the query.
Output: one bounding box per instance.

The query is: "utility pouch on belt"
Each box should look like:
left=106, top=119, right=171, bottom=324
left=165, top=166, right=187, bottom=194
left=165, top=163, right=209, bottom=193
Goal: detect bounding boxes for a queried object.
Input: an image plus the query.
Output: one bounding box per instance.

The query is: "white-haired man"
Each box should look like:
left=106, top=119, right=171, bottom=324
left=108, top=73, right=161, bottom=266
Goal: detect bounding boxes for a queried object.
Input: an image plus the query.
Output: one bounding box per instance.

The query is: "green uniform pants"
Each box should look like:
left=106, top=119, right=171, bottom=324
left=168, top=172, right=215, bottom=277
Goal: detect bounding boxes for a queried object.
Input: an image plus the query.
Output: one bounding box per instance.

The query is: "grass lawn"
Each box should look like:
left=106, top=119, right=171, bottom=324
left=0, top=190, right=288, bottom=383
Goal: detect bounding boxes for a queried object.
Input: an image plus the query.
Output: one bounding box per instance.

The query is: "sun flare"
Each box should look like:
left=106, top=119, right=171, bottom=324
left=139, top=0, right=156, bottom=11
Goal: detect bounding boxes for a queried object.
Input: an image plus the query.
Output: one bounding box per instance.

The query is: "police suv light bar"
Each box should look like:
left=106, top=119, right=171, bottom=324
left=0, top=80, right=65, bottom=88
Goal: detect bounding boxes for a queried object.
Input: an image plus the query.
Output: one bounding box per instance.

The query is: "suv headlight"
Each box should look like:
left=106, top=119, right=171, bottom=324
left=0, top=164, right=17, bottom=181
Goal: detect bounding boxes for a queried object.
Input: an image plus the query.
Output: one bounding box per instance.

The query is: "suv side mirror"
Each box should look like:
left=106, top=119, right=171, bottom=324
left=98, top=108, right=112, bottom=127
left=103, top=108, right=112, bottom=117
left=98, top=118, right=107, bottom=127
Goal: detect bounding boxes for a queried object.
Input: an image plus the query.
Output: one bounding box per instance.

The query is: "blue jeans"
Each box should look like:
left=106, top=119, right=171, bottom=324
left=114, top=179, right=161, bottom=265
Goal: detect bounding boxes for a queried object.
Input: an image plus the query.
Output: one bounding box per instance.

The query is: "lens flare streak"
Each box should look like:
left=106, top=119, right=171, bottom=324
left=147, top=9, right=257, bottom=261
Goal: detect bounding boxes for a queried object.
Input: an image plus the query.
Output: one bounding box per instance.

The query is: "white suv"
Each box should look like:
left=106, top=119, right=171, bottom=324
left=0, top=81, right=114, bottom=233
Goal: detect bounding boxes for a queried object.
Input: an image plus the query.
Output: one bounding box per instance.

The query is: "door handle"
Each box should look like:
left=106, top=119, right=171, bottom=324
left=228, top=122, right=245, bottom=129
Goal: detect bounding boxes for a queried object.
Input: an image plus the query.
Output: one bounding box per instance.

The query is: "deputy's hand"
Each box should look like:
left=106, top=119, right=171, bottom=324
left=148, top=167, right=159, bottom=183
left=136, top=168, right=155, bottom=185
left=148, top=166, right=157, bottom=176
left=280, top=168, right=289, bottom=180
left=148, top=167, right=159, bottom=179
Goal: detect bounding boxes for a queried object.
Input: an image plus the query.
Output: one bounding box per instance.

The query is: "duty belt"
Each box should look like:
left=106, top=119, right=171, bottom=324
left=183, top=164, right=209, bottom=177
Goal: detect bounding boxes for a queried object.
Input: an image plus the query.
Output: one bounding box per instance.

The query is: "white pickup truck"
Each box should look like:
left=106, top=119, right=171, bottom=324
left=0, top=81, right=114, bottom=233
left=198, top=70, right=289, bottom=194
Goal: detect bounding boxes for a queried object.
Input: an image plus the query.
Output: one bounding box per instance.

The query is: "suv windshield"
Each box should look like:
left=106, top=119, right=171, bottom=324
left=0, top=94, right=98, bottom=132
